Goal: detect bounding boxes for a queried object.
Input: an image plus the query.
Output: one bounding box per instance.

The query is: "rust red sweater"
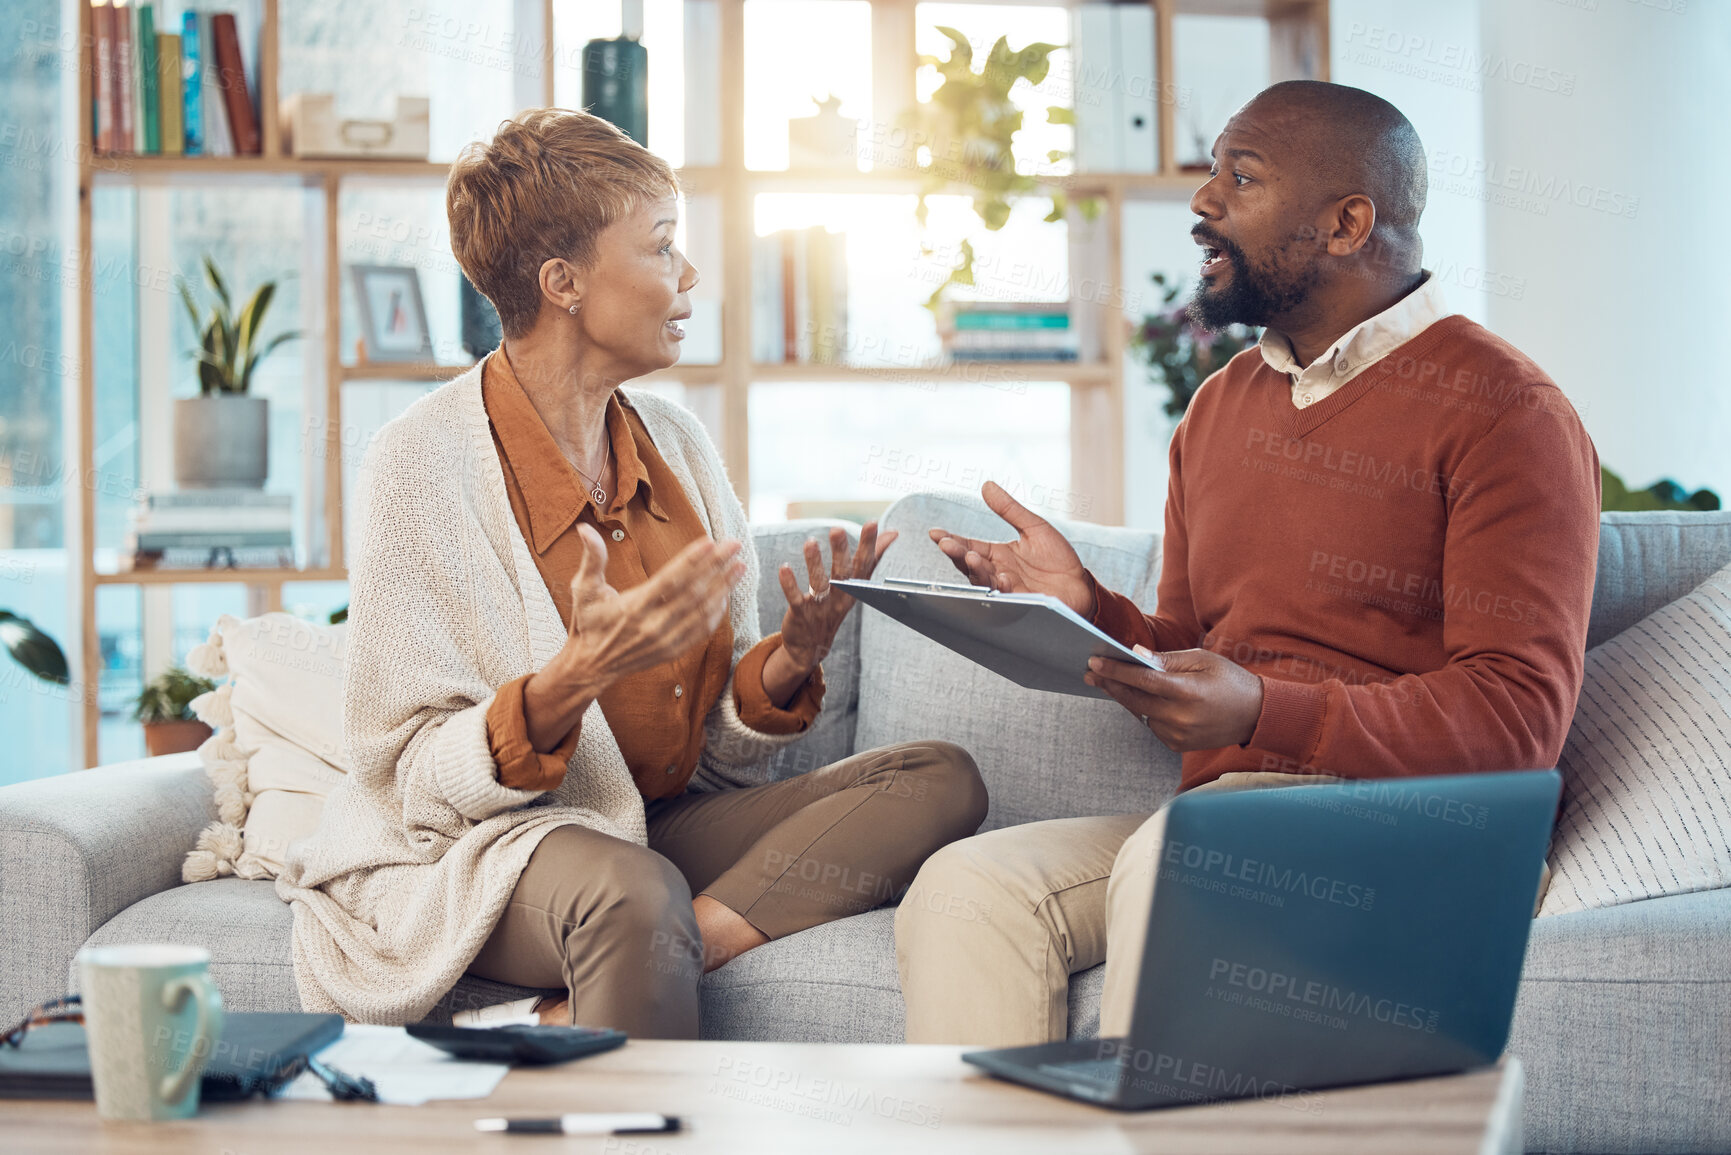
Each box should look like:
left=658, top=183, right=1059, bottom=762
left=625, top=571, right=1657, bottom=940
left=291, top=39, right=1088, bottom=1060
left=1091, top=314, right=1600, bottom=792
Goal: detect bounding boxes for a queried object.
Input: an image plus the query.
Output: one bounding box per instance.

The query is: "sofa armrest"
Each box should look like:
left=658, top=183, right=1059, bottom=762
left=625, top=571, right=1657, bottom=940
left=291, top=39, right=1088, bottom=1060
left=0, top=753, right=212, bottom=1021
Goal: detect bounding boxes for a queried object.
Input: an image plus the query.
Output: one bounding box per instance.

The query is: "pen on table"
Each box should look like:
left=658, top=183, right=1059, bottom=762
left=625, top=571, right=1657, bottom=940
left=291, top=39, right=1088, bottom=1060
left=474, top=1112, right=682, bottom=1135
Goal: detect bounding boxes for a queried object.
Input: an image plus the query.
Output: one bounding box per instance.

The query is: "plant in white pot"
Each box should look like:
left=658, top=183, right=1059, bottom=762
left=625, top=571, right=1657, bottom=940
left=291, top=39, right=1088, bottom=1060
left=174, top=256, right=301, bottom=489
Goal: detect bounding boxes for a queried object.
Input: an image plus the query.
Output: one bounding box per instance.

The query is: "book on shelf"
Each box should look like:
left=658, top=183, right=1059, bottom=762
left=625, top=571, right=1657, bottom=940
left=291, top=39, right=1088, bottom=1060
left=942, top=302, right=1078, bottom=361
left=200, top=12, right=234, bottom=158
left=92, top=2, right=116, bottom=153
left=180, top=10, right=203, bottom=155
left=210, top=12, right=260, bottom=154
left=141, top=490, right=292, bottom=507
left=112, top=0, right=135, bottom=153
left=129, top=490, right=293, bottom=545
left=131, top=530, right=294, bottom=550
left=137, top=2, right=159, bottom=154
left=156, top=32, right=182, bottom=156
left=121, top=545, right=296, bottom=571
left=90, top=3, right=256, bottom=157
left=953, top=309, right=1071, bottom=331
left=753, top=227, right=850, bottom=365
left=949, top=348, right=1080, bottom=362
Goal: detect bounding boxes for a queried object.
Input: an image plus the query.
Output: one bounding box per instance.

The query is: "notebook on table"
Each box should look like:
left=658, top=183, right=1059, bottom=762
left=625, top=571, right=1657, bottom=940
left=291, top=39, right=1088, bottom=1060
left=0, top=1012, right=345, bottom=1101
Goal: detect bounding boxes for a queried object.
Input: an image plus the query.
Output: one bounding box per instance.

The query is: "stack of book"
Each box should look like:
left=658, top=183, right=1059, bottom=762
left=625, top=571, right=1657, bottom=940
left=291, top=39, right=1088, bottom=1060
left=89, top=1, right=261, bottom=157
left=126, top=490, right=292, bottom=569
left=750, top=227, right=850, bottom=364
left=943, top=302, right=1078, bottom=362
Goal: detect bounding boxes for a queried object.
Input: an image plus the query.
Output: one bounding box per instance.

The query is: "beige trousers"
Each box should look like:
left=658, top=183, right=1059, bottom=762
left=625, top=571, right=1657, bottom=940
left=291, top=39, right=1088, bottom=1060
left=897, top=770, right=1553, bottom=1045
left=468, top=740, right=987, bottom=1039
left=895, top=771, right=1318, bottom=1045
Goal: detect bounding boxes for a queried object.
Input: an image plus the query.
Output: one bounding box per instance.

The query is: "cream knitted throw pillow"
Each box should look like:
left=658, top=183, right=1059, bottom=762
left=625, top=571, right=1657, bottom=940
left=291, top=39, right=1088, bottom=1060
left=181, top=612, right=348, bottom=882
left=1539, top=558, right=1731, bottom=916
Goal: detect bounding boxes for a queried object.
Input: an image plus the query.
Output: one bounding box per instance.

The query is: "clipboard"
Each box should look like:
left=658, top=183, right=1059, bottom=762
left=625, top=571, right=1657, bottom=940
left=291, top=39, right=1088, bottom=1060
left=832, top=577, right=1163, bottom=699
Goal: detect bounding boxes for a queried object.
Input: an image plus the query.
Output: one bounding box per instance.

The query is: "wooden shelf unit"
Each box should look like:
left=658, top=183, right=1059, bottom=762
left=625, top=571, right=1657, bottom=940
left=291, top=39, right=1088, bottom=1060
left=65, top=0, right=1326, bottom=765
left=92, top=567, right=348, bottom=587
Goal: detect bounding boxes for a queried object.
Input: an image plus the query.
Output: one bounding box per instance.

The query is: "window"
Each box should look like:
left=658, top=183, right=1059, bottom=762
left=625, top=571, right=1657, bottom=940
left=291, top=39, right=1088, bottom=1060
left=0, top=0, right=74, bottom=784
left=748, top=380, right=1071, bottom=523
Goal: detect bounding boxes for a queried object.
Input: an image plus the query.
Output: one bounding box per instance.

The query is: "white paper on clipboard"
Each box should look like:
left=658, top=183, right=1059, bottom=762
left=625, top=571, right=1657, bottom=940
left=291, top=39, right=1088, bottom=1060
left=832, top=577, right=1163, bottom=699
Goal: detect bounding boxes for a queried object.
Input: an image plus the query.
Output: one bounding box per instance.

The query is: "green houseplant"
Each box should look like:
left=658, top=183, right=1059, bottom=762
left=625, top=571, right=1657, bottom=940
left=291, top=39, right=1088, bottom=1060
left=173, top=255, right=300, bottom=489
left=132, top=665, right=217, bottom=757
left=1130, top=272, right=1259, bottom=417
left=898, top=27, right=1098, bottom=310
left=1601, top=467, right=1721, bottom=512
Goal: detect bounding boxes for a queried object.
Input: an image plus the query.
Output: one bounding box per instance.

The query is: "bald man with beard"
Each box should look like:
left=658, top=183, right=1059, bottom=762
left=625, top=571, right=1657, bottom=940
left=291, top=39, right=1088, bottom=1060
left=894, top=81, right=1600, bottom=1045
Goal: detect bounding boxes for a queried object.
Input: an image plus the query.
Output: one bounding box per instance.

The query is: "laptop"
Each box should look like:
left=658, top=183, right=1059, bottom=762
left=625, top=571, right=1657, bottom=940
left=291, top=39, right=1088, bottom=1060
left=0, top=1012, right=345, bottom=1100
left=962, top=769, right=1560, bottom=1110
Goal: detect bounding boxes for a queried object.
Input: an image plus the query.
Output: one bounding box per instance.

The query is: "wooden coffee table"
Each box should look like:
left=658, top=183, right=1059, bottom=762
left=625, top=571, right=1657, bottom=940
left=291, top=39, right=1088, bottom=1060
left=0, top=1040, right=1522, bottom=1154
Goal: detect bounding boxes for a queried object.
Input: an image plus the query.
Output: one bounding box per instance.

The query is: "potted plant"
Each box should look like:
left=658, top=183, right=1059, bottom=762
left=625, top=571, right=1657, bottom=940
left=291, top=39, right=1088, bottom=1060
left=174, top=255, right=301, bottom=489
left=898, top=28, right=1098, bottom=310
left=1130, top=272, right=1259, bottom=418
left=132, top=666, right=217, bottom=757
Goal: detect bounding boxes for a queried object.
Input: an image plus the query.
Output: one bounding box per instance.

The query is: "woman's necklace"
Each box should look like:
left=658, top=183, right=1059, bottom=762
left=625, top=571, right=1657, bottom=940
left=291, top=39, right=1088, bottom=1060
left=570, top=446, right=610, bottom=507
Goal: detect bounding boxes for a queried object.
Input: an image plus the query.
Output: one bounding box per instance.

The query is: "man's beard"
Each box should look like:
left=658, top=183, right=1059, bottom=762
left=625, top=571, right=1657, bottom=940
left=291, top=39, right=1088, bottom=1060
left=1188, top=230, right=1319, bottom=331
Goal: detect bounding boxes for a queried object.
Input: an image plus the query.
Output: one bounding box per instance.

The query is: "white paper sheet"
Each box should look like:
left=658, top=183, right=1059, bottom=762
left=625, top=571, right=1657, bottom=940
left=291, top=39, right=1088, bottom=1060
left=275, top=1024, right=509, bottom=1106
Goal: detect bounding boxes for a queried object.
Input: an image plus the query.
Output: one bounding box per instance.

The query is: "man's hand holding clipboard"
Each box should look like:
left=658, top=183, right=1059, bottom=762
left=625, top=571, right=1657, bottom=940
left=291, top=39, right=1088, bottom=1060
left=928, top=482, right=1266, bottom=753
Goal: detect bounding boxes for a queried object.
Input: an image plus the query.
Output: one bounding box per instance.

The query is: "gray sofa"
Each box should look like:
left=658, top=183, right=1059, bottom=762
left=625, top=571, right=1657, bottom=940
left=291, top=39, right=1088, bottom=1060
left=3, top=494, right=1728, bottom=1154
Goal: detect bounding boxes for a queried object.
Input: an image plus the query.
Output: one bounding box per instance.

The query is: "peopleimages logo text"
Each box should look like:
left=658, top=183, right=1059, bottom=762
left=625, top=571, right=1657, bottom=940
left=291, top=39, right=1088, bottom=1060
left=1161, top=840, right=1376, bottom=911
left=1209, top=958, right=1441, bottom=1033
left=1342, top=780, right=1489, bottom=830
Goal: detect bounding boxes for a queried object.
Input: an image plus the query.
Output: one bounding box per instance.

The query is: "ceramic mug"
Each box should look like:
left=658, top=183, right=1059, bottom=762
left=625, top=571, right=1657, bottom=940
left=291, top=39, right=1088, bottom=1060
left=76, top=944, right=225, bottom=1121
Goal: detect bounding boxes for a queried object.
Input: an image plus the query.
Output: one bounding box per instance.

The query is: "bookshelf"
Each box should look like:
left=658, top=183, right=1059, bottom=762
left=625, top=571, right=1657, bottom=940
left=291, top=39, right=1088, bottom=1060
left=67, top=0, right=1328, bottom=764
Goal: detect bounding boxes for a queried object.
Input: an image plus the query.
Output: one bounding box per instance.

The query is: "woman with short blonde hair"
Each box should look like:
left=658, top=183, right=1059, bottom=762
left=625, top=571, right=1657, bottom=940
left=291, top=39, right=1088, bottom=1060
left=277, top=109, right=986, bottom=1036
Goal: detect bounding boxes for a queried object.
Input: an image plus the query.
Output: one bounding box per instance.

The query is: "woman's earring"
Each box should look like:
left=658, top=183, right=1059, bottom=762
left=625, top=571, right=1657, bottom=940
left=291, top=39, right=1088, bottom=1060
left=569, top=303, right=579, bottom=314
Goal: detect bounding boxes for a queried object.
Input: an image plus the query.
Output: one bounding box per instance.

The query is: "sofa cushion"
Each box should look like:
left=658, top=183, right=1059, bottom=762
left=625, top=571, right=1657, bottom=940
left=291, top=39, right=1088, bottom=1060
left=695, top=906, right=1107, bottom=1044
left=1589, top=511, right=1731, bottom=649
left=1541, top=559, right=1731, bottom=916
left=855, top=491, right=1182, bottom=830
left=1509, top=889, right=1731, bottom=1154
left=181, top=613, right=349, bottom=882
left=73, top=879, right=297, bottom=1013
left=698, top=908, right=904, bottom=1042
left=75, top=879, right=554, bottom=1023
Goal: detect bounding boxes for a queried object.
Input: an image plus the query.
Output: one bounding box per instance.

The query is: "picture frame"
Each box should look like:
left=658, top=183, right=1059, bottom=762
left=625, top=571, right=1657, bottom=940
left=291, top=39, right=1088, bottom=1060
left=349, top=264, right=433, bottom=362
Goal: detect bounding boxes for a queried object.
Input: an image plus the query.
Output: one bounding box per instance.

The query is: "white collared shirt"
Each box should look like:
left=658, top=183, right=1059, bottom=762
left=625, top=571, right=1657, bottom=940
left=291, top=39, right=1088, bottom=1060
left=1259, top=272, right=1453, bottom=409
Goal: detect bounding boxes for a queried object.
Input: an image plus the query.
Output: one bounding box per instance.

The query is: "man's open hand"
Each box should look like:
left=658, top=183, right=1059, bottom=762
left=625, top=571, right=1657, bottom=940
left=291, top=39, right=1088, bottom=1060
left=928, top=481, right=1094, bottom=617
left=1085, top=646, right=1265, bottom=752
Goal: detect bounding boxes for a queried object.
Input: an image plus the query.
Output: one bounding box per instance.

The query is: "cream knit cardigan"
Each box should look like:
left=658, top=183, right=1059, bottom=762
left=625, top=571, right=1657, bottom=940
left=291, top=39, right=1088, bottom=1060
left=273, top=367, right=797, bottom=1024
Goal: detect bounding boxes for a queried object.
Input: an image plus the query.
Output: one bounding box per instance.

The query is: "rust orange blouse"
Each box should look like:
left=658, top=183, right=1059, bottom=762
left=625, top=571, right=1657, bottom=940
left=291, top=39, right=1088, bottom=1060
left=480, top=350, right=822, bottom=800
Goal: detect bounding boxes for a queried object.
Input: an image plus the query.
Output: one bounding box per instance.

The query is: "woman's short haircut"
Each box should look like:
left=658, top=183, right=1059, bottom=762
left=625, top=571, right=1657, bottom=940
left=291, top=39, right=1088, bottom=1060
left=447, top=108, right=680, bottom=340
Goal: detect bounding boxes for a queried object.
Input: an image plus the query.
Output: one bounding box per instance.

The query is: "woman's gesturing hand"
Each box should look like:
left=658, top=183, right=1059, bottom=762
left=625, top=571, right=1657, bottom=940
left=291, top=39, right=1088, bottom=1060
left=777, top=522, right=897, bottom=671
left=563, top=524, right=745, bottom=683
left=929, top=481, right=1094, bottom=617
left=521, top=525, right=743, bottom=756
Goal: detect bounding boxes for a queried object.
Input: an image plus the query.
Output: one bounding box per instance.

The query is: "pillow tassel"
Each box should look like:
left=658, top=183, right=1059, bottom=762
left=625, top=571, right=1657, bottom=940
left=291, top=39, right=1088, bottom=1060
left=180, top=820, right=244, bottom=883
left=190, top=683, right=235, bottom=728
left=186, top=615, right=237, bottom=678
left=200, top=725, right=253, bottom=826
